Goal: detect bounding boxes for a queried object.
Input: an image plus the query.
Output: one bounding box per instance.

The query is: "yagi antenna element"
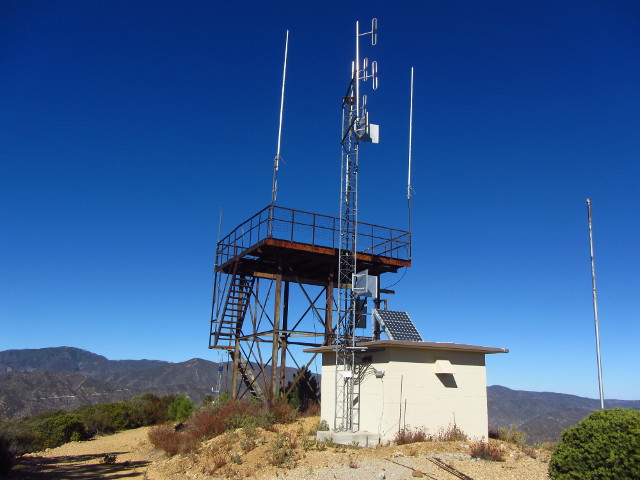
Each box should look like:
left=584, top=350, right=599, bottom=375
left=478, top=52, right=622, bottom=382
left=271, top=30, right=289, bottom=207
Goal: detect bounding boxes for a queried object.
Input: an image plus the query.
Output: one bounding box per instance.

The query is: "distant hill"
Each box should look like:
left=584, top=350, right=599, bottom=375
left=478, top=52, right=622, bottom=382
left=0, top=370, right=134, bottom=418
left=488, top=385, right=640, bottom=443
left=0, top=347, right=298, bottom=419
left=0, top=346, right=168, bottom=377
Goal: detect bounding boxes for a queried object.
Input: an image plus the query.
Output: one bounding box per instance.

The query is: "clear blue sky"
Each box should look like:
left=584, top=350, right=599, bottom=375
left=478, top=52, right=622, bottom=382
left=1, top=1, right=638, bottom=400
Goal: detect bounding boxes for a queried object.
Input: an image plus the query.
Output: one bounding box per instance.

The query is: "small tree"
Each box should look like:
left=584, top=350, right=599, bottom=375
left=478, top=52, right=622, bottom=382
left=284, top=368, right=320, bottom=412
left=167, top=395, right=194, bottom=422
left=549, top=408, right=640, bottom=480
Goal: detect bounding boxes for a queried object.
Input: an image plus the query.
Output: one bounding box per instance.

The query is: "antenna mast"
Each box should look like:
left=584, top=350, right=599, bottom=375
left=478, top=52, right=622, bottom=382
left=586, top=198, right=605, bottom=409
left=407, top=67, right=414, bottom=252
left=334, top=18, right=378, bottom=433
left=271, top=30, right=289, bottom=207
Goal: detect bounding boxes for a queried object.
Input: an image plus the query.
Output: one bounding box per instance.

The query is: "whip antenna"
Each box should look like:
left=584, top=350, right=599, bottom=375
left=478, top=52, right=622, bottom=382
left=271, top=30, right=289, bottom=207
left=407, top=67, right=414, bottom=240
left=586, top=198, right=605, bottom=409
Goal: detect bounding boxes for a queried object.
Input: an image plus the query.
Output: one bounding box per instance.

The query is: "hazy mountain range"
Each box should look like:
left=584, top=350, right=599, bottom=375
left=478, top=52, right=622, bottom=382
left=1, top=347, right=638, bottom=443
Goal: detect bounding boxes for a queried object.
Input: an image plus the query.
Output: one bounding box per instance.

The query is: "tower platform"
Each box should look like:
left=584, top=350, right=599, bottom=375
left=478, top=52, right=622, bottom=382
left=216, top=205, right=411, bottom=283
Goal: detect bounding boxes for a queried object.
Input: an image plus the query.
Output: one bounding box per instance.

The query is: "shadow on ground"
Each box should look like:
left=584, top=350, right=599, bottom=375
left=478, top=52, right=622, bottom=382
left=6, top=451, right=151, bottom=479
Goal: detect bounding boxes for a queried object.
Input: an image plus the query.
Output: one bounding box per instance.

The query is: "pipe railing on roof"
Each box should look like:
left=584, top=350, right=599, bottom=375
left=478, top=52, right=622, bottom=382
left=216, top=206, right=411, bottom=265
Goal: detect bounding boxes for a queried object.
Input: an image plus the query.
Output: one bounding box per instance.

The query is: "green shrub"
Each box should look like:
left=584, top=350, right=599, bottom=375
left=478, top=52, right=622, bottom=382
left=0, top=418, right=38, bottom=455
left=77, top=402, right=141, bottom=434
left=549, top=408, right=640, bottom=480
left=129, top=393, right=174, bottom=425
left=268, top=433, right=294, bottom=467
left=34, top=413, right=89, bottom=450
left=497, top=424, right=527, bottom=447
left=223, top=413, right=270, bottom=431
left=317, top=419, right=330, bottom=431
left=167, top=395, right=194, bottom=422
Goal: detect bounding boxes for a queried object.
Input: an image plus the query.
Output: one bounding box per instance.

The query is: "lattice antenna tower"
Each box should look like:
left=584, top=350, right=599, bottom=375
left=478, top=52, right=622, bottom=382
left=335, top=18, right=379, bottom=432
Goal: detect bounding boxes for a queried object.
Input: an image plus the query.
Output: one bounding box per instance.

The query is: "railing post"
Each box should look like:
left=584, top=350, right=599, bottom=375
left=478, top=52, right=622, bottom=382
left=290, top=210, right=295, bottom=241
left=312, top=213, right=316, bottom=245
left=267, top=205, right=274, bottom=239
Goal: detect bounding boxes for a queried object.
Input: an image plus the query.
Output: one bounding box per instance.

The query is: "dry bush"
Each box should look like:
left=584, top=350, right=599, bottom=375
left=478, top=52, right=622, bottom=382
left=216, top=399, right=265, bottom=420
left=187, top=410, right=225, bottom=440
left=201, top=450, right=228, bottom=474
left=435, top=424, right=468, bottom=442
left=394, top=426, right=431, bottom=445
left=302, top=403, right=321, bottom=417
left=470, top=441, right=505, bottom=461
left=148, top=425, right=198, bottom=456
left=263, top=423, right=278, bottom=432
left=270, top=400, right=297, bottom=424
left=286, top=433, right=299, bottom=449
left=240, top=436, right=256, bottom=452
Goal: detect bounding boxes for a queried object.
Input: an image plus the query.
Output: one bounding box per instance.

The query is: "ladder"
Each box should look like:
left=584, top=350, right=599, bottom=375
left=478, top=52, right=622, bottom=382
left=238, top=354, right=265, bottom=400
left=212, top=275, right=255, bottom=349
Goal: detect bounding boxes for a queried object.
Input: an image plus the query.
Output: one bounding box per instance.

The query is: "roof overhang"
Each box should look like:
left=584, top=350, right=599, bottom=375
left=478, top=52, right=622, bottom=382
left=303, top=339, right=509, bottom=355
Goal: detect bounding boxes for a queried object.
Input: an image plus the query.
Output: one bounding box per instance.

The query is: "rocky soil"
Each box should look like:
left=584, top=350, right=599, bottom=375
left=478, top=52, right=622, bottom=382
left=6, top=417, right=551, bottom=480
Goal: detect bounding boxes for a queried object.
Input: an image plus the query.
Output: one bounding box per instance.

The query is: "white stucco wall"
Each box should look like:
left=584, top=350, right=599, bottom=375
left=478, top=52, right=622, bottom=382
left=320, top=347, right=490, bottom=442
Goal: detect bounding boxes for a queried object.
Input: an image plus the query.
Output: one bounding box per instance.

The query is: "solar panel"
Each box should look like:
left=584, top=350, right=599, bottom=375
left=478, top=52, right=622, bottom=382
left=373, top=309, right=423, bottom=342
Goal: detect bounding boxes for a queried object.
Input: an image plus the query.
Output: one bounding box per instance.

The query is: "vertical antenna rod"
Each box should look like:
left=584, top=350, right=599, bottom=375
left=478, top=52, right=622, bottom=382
left=407, top=67, right=414, bottom=243
left=586, top=198, right=605, bottom=410
left=271, top=30, right=289, bottom=207
left=209, top=205, right=224, bottom=349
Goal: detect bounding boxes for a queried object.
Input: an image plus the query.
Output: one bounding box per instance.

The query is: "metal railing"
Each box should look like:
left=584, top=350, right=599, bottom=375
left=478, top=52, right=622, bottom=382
left=216, top=205, right=411, bottom=266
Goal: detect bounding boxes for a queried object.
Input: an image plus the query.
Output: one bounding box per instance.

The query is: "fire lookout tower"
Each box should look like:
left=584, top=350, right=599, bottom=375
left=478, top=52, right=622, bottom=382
left=209, top=206, right=410, bottom=400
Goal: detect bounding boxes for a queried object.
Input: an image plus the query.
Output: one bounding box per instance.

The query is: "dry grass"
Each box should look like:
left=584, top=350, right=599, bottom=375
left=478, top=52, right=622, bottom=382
left=148, top=398, right=302, bottom=456
left=394, top=427, right=431, bottom=445
left=394, top=424, right=468, bottom=444
left=201, top=448, right=228, bottom=474
left=470, top=440, right=506, bottom=461
left=435, top=424, right=468, bottom=442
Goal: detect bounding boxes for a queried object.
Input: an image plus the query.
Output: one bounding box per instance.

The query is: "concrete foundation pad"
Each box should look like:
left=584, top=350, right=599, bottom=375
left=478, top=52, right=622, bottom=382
left=316, top=430, right=383, bottom=447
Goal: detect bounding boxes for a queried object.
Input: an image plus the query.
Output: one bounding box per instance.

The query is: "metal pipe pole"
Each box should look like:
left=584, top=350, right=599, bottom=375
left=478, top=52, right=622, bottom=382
left=271, top=30, right=289, bottom=208
left=407, top=67, right=414, bottom=260
left=586, top=198, right=605, bottom=410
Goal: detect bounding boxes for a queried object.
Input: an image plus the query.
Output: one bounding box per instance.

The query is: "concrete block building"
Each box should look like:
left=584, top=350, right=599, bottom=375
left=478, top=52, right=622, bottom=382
left=306, top=340, right=508, bottom=444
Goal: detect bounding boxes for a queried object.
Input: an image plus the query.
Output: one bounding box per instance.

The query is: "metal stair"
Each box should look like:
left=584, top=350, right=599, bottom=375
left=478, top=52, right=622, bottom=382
left=238, top=354, right=265, bottom=400
left=212, top=275, right=255, bottom=349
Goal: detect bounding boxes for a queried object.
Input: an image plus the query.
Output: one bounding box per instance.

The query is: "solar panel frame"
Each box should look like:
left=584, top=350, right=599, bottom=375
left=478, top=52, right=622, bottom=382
left=373, top=309, right=423, bottom=342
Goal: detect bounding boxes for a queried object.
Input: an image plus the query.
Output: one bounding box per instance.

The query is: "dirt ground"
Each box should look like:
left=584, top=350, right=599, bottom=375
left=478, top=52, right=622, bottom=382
left=7, top=417, right=551, bottom=480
